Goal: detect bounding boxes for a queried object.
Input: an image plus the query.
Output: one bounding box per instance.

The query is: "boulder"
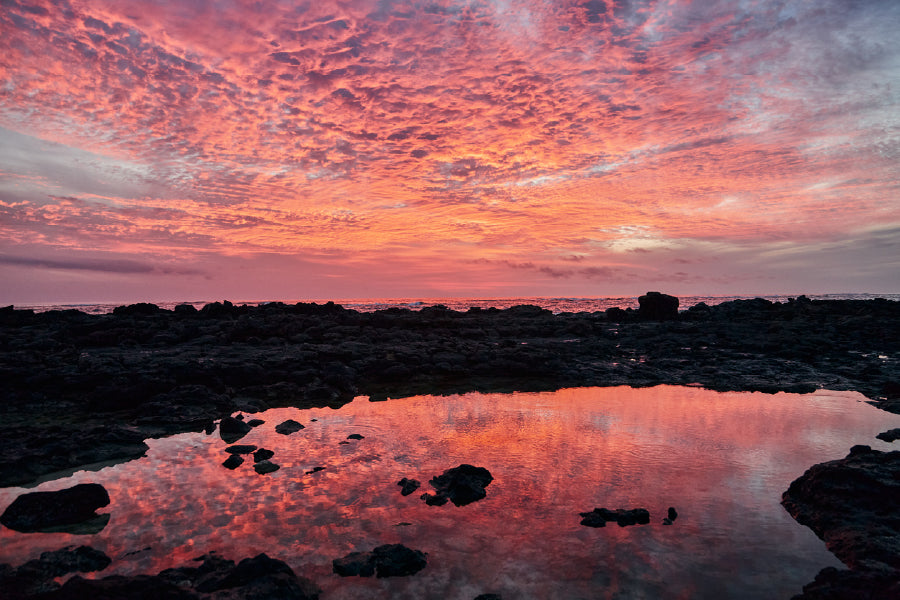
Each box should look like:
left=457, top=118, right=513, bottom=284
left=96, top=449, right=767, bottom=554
left=1, top=483, right=110, bottom=532
left=253, top=460, right=279, bottom=475
left=253, top=448, right=275, bottom=463
left=426, top=464, right=494, bottom=506
left=224, top=445, right=257, bottom=454
left=876, top=428, right=900, bottom=443
left=218, top=416, right=252, bottom=444
left=222, top=455, right=244, bottom=470
left=333, top=544, right=427, bottom=578
left=638, top=292, right=679, bottom=320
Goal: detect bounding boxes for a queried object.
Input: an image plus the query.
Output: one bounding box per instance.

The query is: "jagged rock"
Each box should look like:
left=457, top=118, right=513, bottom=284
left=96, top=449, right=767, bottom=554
left=1, top=483, right=110, bottom=532
left=397, top=477, right=421, bottom=496
left=580, top=507, right=651, bottom=527
left=638, top=291, right=679, bottom=320
left=663, top=506, right=678, bottom=525
left=218, top=416, right=252, bottom=444
left=0, top=545, right=111, bottom=599
left=305, top=466, right=325, bottom=475
left=247, top=419, right=265, bottom=427
left=426, top=464, right=494, bottom=506
left=333, top=544, right=427, bottom=578
left=275, top=420, right=304, bottom=435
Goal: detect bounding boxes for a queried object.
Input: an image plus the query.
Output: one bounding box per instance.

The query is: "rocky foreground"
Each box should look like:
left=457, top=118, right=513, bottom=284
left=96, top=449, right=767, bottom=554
left=1, top=293, right=899, bottom=597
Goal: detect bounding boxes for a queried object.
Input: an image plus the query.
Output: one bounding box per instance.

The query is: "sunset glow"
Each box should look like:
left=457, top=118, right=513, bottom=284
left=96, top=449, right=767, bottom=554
left=1, top=0, right=898, bottom=302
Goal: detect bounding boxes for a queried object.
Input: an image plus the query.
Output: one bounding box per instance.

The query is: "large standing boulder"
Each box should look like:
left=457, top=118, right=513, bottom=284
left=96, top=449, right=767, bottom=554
left=638, top=291, right=679, bottom=320
left=1, top=483, right=110, bottom=532
left=219, top=416, right=252, bottom=443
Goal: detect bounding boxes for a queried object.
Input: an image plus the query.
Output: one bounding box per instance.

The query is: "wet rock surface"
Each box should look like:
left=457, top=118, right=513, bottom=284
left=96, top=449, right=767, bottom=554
left=4, top=551, right=321, bottom=600
left=0, top=483, right=110, bottom=532
left=332, top=544, right=427, bottom=578
left=782, top=446, right=900, bottom=598
left=0, top=545, right=111, bottom=599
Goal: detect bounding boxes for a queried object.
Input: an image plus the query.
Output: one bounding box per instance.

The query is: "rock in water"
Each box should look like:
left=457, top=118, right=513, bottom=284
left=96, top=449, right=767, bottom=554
left=333, top=544, right=427, bottom=578
left=579, top=507, right=651, bottom=527
left=638, top=291, right=679, bottom=320
left=1, top=483, right=110, bottom=532
left=275, top=419, right=305, bottom=435
left=219, top=416, right=252, bottom=443
left=427, top=464, right=494, bottom=506
left=253, top=460, right=280, bottom=474
left=397, top=477, right=421, bottom=496
left=222, top=455, right=244, bottom=470
left=253, top=448, right=275, bottom=463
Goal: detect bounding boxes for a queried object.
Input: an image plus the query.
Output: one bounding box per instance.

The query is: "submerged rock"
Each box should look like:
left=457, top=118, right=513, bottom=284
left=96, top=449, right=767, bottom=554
left=580, top=507, right=651, bottom=528
left=0, top=483, right=110, bottom=533
left=425, top=464, right=494, bottom=506
left=253, top=460, right=279, bottom=474
left=275, top=420, right=305, bottom=435
left=333, top=544, right=427, bottom=578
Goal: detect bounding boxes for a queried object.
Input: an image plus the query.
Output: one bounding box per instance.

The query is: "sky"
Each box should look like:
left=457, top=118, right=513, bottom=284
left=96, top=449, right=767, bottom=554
left=1, top=0, right=898, bottom=304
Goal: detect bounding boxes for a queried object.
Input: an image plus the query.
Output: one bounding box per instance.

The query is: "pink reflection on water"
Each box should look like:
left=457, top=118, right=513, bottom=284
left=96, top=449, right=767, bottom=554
left=2, top=386, right=899, bottom=599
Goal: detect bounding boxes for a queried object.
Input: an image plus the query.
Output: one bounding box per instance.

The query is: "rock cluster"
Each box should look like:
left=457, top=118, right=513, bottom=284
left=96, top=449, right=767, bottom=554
left=420, top=464, right=494, bottom=507
left=0, top=545, right=111, bottom=599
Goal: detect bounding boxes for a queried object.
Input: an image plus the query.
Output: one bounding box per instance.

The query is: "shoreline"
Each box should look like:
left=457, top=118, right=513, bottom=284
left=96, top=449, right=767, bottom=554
left=1, top=294, right=899, bottom=598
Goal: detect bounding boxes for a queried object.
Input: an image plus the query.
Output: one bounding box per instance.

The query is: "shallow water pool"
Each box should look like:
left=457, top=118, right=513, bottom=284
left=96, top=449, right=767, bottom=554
left=2, top=386, right=899, bottom=599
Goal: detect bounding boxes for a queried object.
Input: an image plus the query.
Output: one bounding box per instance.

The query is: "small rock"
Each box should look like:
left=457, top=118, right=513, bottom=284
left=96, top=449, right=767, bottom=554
left=225, top=445, right=257, bottom=454
left=253, top=460, right=280, bottom=474
left=306, top=466, right=325, bottom=475
left=347, top=433, right=364, bottom=440
left=474, top=595, right=502, bottom=600
left=253, top=448, right=275, bottom=463
left=426, top=464, right=493, bottom=506
left=0, top=483, right=110, bottom=533
left=398, top=477, right=421, bottom=496
left=876, top=428, right=900, bottom=443
left=580, top=507, right=651, bottom=528
left=663, top=506, right=678, bottom=525
left=421, top=492, right=449, bottom=506
left=275, top=420, right=305, bottom=435
left=247, top=419, right=265, bottom=427
left=223, top=455, right=244, bottom=470
left=219, top=416, right=252, bottom=444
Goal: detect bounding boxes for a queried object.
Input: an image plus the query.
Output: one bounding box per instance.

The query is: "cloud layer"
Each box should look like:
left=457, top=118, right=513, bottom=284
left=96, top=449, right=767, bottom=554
left=1, top=0, right=898, bottom=301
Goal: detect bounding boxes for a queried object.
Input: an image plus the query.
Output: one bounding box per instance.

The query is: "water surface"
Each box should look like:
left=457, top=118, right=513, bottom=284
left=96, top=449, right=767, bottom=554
left=2, top=386, right=898, bottom=599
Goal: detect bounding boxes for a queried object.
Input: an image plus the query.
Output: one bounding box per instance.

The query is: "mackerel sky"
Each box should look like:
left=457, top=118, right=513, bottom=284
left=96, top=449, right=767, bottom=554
left=1, top=0, right=898, bottom=303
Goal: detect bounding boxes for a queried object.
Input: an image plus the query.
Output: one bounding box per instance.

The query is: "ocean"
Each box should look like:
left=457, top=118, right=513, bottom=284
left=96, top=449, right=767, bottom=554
left=13, top=293, right=900, bottom=315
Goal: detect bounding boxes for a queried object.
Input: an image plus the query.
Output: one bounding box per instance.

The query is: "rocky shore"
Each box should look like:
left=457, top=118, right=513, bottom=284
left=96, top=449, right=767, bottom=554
left=1, top=293, right=899, bottom=597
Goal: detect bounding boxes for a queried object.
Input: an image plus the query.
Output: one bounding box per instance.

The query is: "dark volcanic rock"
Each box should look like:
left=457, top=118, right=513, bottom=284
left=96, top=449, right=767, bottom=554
left=218, top=416, right=252, bottom=443
left=1, top=483, right=110, bottom=532
left=0, top=545, right=110, bottom=599
left=247, top=419, right=265, bottom=427
left=638, top=291, right=679, bottom=320
left=333, top=544, right=427, bottom=578
left=224, top=444, right=257, bottom=454
left=346, top=433, right=364, bottom=440
left=877, top=428, right=900, bottom=443
left=253, top=448, right=275, bottom=462
left=275, top=420, right=305, bottom=435
left=222, top=455, right=244, bottom=470
left=397, top=477, right=421, bottom=496
left=36, top=552, right=321, bottom=600
left=663, top=506, right=678, bottom=525
left=782, top=446, right=900, bottom=571
left=426, top=464, right=494, bottom=506
left=580, top=507, right=651, bottom=528
left=790, top=565, right=900, bottom=600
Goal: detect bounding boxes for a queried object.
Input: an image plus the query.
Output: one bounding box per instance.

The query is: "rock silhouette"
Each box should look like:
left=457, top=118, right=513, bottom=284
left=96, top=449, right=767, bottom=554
left=1, top=483, right=110, bottom=533
left=333, top=544, right=427, bottom=578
